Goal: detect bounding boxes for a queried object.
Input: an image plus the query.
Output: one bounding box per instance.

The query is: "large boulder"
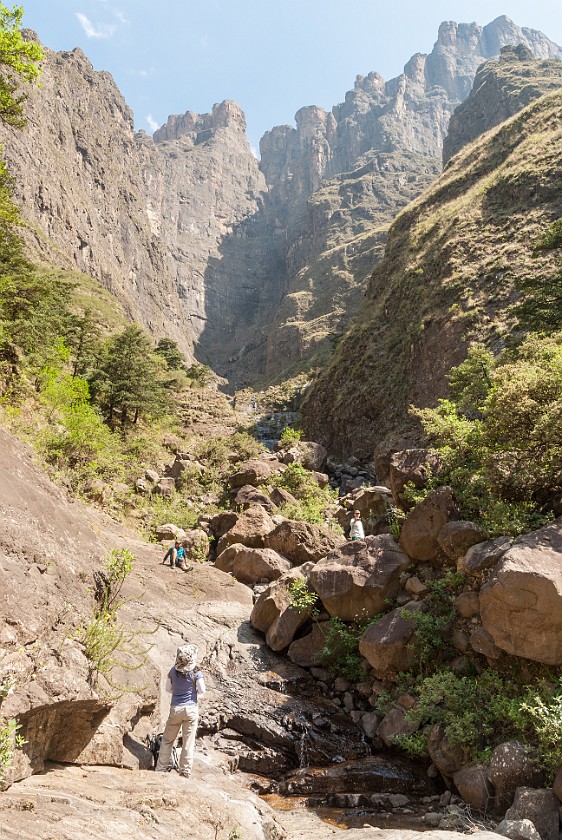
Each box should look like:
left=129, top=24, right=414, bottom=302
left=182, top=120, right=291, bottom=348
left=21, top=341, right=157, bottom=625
left=461, top=536, right=512, bottom=576
left=495, top=819, right=541, bottom=840
left=389, top=449, right=442, bottom=506
left=233, top=484, right=274, bottom=511
left=264, top=519, right=344, bottom=566
left=216, top=506, right=276, bottom=555
left=504, top=788, right=559, bottom=840
left=437, top=520, right=486, bottom=563
left=216, top=544, right=292, bottom=585
left=349, top=488, right=388, bottom=519
left=278, top=441, right=327, bottom=472
left=309, top=536, right=410, bottom=620
left=453, top=764, right=494, bottom=811
left=377, top=705, right=419, bottom=748
left=250, top=563, right=316, bottom=650
left=427, top=723, right=469, bottom=778
left=480, top=519, right=562, bottom=664
left=269, top=486, right=299, bottom=508
left=228, top=459, right=278, bottom=489
left=287, top=622, right=330, bottom=667
left=182, top=528, right=210, bottom=562
left=208, top=510, right=239, bottom=540
left=399, top=487, right=459, bottom=562
left=488, top=741, right=546, bottom=812
left=358, top=604, right=422, bottom=676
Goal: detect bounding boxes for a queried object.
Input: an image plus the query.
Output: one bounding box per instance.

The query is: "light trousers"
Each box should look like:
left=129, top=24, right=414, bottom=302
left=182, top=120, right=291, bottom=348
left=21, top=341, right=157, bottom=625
left=156, top=705, right=199, bottom=775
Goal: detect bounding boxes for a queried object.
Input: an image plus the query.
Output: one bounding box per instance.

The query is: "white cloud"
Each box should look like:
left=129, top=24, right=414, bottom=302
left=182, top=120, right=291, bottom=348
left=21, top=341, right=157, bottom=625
left=113, top=10, right=129, bottom=24
left=146, top=114, right=159, bottom=132
left=75, top=12, right=116, bottom=39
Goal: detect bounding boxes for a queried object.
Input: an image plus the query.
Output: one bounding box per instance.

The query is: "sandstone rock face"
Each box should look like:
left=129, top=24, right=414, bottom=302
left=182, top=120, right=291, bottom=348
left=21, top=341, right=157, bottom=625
left=264, top=519, right=344, bottom=565
left=479, top=520, right=562, bottom=664
left=2, top=22, right=560, bottom=393
left=309, top=535, right=410, bottom=620
left=444, top=44, right=562, bottom=164
left=399, top=487, right=459, bottom=562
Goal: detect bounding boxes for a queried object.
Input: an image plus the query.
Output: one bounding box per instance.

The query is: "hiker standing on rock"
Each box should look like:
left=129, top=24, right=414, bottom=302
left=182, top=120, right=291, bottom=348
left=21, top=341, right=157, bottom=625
left=156, top=645, right=206, bottom=778
left=349, top=509, right=365, bottom=540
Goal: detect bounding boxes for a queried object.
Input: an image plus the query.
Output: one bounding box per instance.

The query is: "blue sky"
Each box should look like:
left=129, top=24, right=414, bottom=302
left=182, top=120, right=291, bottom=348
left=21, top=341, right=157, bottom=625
left=20, top=0, right=562, bottom=152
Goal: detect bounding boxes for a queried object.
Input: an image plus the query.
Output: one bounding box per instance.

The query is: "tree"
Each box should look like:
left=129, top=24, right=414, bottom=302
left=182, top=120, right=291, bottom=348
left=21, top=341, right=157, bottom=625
left=154, top=337, right=186, bottom=372
left=0, top=4, right=43, bottom=128
left=90, top=325, right=168, bottom=428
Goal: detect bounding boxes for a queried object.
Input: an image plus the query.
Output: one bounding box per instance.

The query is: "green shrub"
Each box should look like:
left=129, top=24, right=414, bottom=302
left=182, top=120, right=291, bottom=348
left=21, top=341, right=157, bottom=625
left=279, top=426, right=303, bottom=444
left=267, top=462, right=338, bottom=526
left=0, top=718, right=25, bottom=789
left=412, top=336, right=562, bottom=536
left=401, top=572, right=464, bottom=675
left=397, top=670, right=562, bottom=780
left=319, top=615, right=380, bottom=682
left=288, top=578, right=319, bottom=614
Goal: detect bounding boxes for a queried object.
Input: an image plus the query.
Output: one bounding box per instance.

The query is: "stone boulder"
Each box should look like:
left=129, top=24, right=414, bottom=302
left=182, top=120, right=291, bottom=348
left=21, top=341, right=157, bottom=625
left=488, top=741, right=546, bottom=812
left=264, top=519, right=344, bottom=566
left=480, top=519, right=562, bottom=664
left=309, top=535, right=410, bottom=620
left=181, top=528, right=210, bottom=562
left=461, top=536, right=512, bottom=576
left=504, top=788, right=559, bottom=840
left=228, top=459, right=277, bottom=489
left=453, top=764, right=494, bottom=811
left=287, top=621, right=330, bottom=667
left=250, top=563, right=316, bottom=651
left=359, top=603, right=422, bottom=676
left=154, top=523, right=185, bottom=542
left=437, top=520, right=486, bottom=562
left=233, top=484, right=274, bottom=511
left=153, top=477, right=175, bottom=497
left=216, top=506, right=276, bottom=555
left=208, top=510, right=239, bottom=540
left=279, top=441, right=327, bottom=472
left=389, top=449, right=442, bottom=506
left=269, top=486, right=299, bottom=508
left=399, top=487, right=459, bottom=562
left=469, top=626, right=501, bottom=660
left=428, top=723, right=469, bottom=778
left=349, top=487, right=388, bottom=519
left=496, top=819, right=541, bottom=840
left=216, top=544, right=292, bottom=585
left=377, top=705, right=419, bottom=748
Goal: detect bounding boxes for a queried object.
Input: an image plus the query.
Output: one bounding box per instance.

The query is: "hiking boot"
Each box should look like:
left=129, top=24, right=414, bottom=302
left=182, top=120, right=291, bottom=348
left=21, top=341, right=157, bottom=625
left=179, top=770, right=191, bottom=778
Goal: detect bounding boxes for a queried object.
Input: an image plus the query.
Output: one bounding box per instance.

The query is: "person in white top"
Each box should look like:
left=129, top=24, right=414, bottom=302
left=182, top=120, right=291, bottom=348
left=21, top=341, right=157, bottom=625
left=156, top=644, right=206, bottom=778
left=349, top=509, right=365, bottom=540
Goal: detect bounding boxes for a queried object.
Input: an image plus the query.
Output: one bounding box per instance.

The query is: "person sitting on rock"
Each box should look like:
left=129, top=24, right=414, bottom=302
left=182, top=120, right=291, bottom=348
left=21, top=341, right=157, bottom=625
left=162, top=540, right=180, bottom=566
left=349, top=509, right=365, bottom=540
left=156, top=644, right=206, bottom=778
left=176, top=541, right=193, bottom=572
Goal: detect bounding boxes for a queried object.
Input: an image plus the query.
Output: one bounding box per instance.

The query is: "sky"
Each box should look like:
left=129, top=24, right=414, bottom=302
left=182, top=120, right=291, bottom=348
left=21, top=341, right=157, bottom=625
left=19, top=0, right=562, bottom=153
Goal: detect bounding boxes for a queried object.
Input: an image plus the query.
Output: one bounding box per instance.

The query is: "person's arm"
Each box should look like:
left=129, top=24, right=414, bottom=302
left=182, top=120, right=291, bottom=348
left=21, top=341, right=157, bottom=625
left=196, top=672, right=206, bottom=697
left=165, top=673, right=173, bottom=693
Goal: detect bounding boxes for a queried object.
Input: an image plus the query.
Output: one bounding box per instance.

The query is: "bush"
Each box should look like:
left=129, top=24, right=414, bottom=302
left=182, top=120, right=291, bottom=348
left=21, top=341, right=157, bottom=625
left=397, top=669, right=562, bottom=780
left=412, top=336, right=562, bottom=536
left=0, top=718, right=24, bottom=789
left=401, top=572, right=464, bottom=675
left=279, top=426, right=303, bottom=444
left=319, top=615, right=380, bottom=682
left=267, top=462, right=338, bottom=526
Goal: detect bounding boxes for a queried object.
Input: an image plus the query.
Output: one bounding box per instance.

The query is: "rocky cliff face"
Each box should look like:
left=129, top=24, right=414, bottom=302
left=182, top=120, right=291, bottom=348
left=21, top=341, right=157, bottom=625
left=301, top=62, right=562, bottom=457
left=444, top=44, right=562, bottom=163
left=0, top=20, right=560, bottom=383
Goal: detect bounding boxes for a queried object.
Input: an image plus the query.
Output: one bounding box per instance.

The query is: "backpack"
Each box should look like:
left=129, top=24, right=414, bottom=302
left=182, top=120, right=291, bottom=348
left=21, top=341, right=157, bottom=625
left=145, top=732, right=181, bottom=770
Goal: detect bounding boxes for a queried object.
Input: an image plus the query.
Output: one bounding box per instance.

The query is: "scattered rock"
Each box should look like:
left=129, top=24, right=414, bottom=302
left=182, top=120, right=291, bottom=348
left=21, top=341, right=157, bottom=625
left=234, top=484, right=275, bottom=510
left=216, top=505, right=276, bottom=554
left=461, top=535, right=512, bottom=575
left=264, top=519, right=344, bottom=566
left=250, top=563, right=316, bottom=650
left=228, top=459, right=278, bottom=489
left=359, top=603, right=423, bottom=676
left=389, top=449, right=442, bottom=506
left=287, top=622, right=330, bottom=667
left=437, top=520, right=486, bottom=562
left=488, top=741, right=546, bottom=812
left=504, top=788, right=559, bottom=840
left=496, top=818, right=542, bottom=840
left=453, top=763, right=494, bottom=811
left=399, top=487, right=459, bottom=562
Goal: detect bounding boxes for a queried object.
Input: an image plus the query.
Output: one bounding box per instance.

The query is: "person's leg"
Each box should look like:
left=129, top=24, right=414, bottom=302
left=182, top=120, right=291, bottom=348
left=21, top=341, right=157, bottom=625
left=155, top=707, right=182, bottom=771
left=178, top=707, right=199, bottom=777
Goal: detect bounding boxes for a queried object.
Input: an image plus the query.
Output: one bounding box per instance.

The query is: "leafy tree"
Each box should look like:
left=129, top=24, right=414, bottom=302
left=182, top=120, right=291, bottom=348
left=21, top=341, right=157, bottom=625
left=154, top=337, right=186, bottom=371
left=90, top=325, right=168, bottom=428
left=0, top=4, right=43, bottom=128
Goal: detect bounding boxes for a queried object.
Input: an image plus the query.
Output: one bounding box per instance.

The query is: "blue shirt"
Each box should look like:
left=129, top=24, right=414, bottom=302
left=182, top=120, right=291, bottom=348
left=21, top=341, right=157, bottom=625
left=169, top=667, right=203, bottom=707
